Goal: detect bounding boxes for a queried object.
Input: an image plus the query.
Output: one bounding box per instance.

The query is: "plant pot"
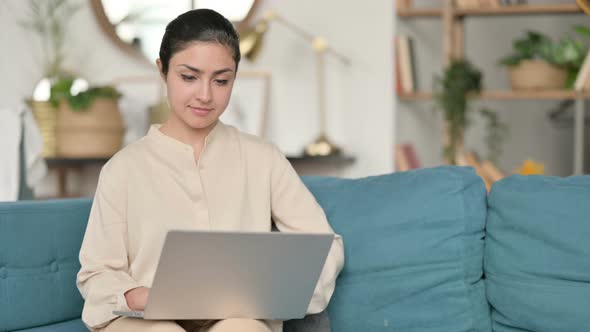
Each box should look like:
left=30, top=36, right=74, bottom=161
left=56, top=98, right=125, bottom=158
left=508, top=60, right=567, bottom=90
left=29, top=100, right=58, bottom=157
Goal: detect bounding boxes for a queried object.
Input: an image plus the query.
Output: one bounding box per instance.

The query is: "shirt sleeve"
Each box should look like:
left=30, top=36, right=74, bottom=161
left=76, top=158, right=139, bottom=329
left=269, top=145, right=345, bottom=314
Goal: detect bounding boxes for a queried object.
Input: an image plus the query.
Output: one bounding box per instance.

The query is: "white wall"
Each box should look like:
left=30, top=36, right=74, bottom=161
left=0, top=0, right=394, bottom=197
left=239, top=0, right=395, bottom=177
left=396, top=0, right=589, bottom=176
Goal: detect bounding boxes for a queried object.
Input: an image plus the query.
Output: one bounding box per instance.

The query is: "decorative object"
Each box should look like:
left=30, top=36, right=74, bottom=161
left=51, top=78, right=125, bottom=158
left=29, top=101, right=58, bottom=157
left=221, top=71, right=271, bottom=137
left=508, top=59, right=567, bottom=90
left=434, top=59, right=507, bottom=165
left=577, top=0, right=590, bottom=15
left=516, top=159, right=545, bottom=175
left=90, top=0, right=260, bottom=62
left=56, top=98, right=124, bottom=158
left=499, top=29, right=590, bottom=89
left=19, top=0, right=81, bottom=157
left=239, top=10, right=351, bottom=157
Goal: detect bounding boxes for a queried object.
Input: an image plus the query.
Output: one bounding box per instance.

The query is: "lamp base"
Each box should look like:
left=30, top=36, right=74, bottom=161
left=304, top=134, right=341, bottom=157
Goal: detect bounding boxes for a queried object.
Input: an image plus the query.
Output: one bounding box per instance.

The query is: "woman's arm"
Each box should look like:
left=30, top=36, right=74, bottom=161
left=269, top=146, right=345, bottom=314
left=76, top=158, right=140, bottom=329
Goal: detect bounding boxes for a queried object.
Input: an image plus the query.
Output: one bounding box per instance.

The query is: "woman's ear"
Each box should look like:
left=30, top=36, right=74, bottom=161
left=156, top=59, right=166, bottom=81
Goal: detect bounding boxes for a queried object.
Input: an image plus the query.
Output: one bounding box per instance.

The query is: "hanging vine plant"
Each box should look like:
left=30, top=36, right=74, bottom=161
left=434, top=59, right=507, bottom=164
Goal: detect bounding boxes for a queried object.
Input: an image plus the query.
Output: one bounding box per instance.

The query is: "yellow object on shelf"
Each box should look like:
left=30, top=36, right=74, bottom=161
left=516, top=159, right=545, bottom=175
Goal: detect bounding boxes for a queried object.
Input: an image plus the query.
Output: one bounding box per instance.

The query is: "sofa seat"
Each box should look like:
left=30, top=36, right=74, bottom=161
left=13, top=319, right=85, bottom=332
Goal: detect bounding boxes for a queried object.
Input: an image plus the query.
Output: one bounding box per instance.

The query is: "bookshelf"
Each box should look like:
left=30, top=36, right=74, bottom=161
left=395, top=1, right=588, bottom=174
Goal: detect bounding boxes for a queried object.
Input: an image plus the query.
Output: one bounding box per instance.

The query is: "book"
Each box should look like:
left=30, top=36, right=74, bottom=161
left=395, top=35, right=415, bottom=94
left=574, top=49, right=590, bottom=91
left=395, top=143, right=421, bottom=172
left=395, top=0, right=413, bottom=10
left=394, top=38, right=404, bottom=95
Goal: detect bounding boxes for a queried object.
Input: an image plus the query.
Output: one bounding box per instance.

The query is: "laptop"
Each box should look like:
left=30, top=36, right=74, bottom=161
left=113, top=230, right=334, bottom=320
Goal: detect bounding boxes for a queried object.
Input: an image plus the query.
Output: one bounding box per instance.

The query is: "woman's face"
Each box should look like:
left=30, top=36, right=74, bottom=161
left=160, top=42, right=236, bottom=132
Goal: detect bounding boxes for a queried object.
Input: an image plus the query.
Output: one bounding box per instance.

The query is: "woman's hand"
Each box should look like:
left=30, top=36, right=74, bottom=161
left=124, top=287, right=150, bottom=311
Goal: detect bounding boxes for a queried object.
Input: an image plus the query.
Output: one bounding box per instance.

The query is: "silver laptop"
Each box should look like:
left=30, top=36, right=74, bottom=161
left=113, top=230, right=334, bottom=320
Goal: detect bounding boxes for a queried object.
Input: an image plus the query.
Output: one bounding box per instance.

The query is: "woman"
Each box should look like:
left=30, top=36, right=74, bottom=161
left=76, top=8, right=344, bottom=332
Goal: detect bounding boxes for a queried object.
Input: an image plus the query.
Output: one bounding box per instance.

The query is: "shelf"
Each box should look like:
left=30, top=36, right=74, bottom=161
left=398, top=4, right=582, bottom=18
left=398, top=90, right=590, bottom=101
left=287, top=154, right=356, bottom=165
left=45, top=155, right=356, bottom=167
left=45, top=157, right=110, bottom=168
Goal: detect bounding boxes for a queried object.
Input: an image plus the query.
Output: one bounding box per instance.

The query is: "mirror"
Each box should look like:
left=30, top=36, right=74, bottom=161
left=90, top=0, right=259, bottom=64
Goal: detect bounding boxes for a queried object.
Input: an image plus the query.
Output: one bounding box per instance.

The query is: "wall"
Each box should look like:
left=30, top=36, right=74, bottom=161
left=0, top=0, right=394, bottom=197
left=396, top=0, right=590, bottom=176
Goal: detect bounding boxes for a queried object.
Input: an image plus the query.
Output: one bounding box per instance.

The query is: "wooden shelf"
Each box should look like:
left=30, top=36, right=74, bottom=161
left=45, top=157, right=110, bottom=168
left=287, top=154, right=356, bottom=165
left=398, top=4, right=582, bottom=18
left=398, top=90, right=590, bottom=101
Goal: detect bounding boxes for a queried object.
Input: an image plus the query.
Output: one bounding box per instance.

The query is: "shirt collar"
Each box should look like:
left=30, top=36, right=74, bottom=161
left=146, top=121, right=225, bottom=168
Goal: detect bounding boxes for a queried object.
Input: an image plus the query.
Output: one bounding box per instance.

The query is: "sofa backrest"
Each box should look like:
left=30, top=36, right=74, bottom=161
left=302, top=166, right=492, bottom=332
left=0, top=198, right=92, bottom=331
left=485, top=175, right=590, bottom=331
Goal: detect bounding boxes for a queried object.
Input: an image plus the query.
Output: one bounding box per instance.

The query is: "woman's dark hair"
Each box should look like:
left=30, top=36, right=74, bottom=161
left=159, top=8, right=241, bottom=75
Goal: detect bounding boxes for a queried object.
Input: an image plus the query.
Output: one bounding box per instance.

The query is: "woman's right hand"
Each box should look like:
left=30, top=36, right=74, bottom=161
left=124, top=287, right=150, bottom=311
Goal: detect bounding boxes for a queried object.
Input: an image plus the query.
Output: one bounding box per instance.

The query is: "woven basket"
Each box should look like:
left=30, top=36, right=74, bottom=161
left=30, top=101, right=58, bottom=157
left=56, top=98, right=125, bottom=158
left=509, top=60, right=567, bottom=90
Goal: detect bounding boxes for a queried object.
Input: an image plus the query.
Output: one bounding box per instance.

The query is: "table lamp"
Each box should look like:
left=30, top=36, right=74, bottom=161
left=239, top=10, right=350, bottom=157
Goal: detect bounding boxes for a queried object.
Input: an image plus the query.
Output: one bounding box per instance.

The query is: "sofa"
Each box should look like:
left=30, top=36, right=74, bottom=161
left=1, top=166, right=589, bottom=332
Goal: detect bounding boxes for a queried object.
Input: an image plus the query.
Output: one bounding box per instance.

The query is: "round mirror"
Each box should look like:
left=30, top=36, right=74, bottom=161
left=90, top=0, right=260, bottom=64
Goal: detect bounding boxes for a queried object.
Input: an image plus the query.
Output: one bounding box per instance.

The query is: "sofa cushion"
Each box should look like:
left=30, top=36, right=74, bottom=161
left=12, top=319, right=86, bottom=332
left=284, top=310, right=331, bottom=332
left=485, top=175, right=590, bottom=332
left=0, top=199, right=92, bottom=332
left=302, top=166, right=491, bottom=332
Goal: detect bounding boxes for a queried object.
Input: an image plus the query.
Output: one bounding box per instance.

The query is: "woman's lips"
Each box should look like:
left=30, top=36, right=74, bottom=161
left=189, top=106, right=212, bottom=117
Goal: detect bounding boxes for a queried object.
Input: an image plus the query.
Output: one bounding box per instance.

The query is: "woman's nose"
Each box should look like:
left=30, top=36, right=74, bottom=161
left=195, top=82, right=212, bottom=103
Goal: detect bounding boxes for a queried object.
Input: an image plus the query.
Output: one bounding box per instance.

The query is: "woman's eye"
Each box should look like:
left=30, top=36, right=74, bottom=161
left=215, top=80, right=229, bottom=86
left=181, top=74, right=196, bottom=82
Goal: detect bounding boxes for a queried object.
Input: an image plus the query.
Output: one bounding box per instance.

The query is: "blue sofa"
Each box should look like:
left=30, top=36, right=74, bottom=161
left=1, top=166, right=589, bottom=332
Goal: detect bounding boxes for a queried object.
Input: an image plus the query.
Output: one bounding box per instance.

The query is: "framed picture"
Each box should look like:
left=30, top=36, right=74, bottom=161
left=221, top=70, right=271, bottom=138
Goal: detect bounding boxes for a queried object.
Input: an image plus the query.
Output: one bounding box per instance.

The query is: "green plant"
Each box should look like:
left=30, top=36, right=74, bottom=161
left=479, top=108, right=508, bottom=164
left=19, top=0, right=81, bottom=80
left=50, top=77, right=121, bottom=111
left=499, top=26, right=590, bottom=88
left=434, top=59, right=506, bottom=164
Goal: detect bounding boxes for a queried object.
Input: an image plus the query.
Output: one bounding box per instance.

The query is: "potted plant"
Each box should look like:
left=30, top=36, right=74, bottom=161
left=19, top=0, right=81, bottom=157
left=50, top=77, right=125, bottom=158
left=434, top=59, right=507, bottom=165
left=500, top=27, right=590, bottom=90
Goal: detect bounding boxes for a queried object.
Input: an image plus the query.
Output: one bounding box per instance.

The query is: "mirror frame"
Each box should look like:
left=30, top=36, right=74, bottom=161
left=89, top=0, right=261, bottom=65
